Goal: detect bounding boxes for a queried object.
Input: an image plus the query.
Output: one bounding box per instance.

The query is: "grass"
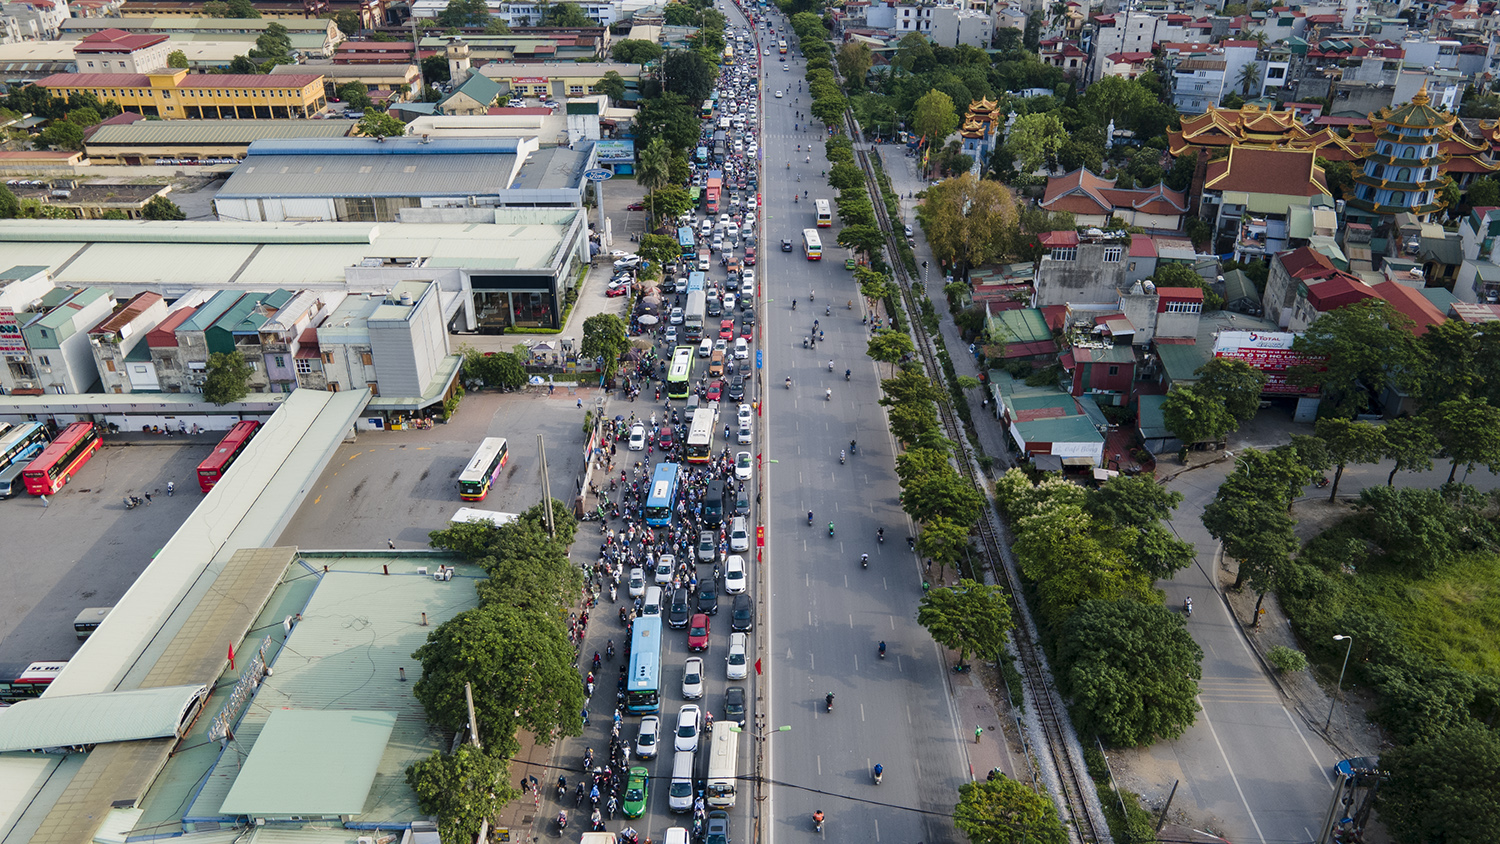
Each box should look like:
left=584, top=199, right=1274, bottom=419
left=1356, top=551, right=1500, bottom=677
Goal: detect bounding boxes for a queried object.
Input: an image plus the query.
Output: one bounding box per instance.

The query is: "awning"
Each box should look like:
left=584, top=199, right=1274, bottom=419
left=0, top=684, right=209, bottom=751
left=1061, top=456, right=1097, bottom=467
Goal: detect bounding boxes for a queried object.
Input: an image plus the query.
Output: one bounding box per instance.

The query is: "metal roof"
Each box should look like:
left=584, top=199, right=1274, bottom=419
left=0, top=685, right=208, bottom=752
left=219, top=710, right=396, bottom=817
left=86, top=119, right=352, bottom=146
left=217, top=150, right=521, bottom=199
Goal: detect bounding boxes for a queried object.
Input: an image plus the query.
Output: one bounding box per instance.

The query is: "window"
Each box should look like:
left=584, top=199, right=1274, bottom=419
left=569, top=85, right=584, bottom=94
left=1165, top=300, right=1202, bottom=314
left=322, top=351, right=334, bottom=364
left=328, top=382, right=340, bottom=392
left=274, top=356, right=285, bottom=368
left=36, top=355, right=50, bottom=366
left=360, top=352, right=373, bottom=366
left=1050, top=247, right=1077, bottom=261
left=296, top=359, right=313, bottom=374
left=1103, top=246, right=1123, bottom=263
left=1108, top=365, right=1119, bottom=376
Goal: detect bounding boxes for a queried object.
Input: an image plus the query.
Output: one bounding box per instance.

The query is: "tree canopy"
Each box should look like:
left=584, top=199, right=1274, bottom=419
left=917, top=579, right=1013, bottom=666
left=954, top=776, right=1070, bottom=844
left=916, top=172, right=1018, bottom=276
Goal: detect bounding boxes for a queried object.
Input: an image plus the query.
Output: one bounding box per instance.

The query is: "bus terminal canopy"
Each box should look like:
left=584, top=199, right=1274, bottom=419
left=0, top=684, right=209, bottom=752
left=218, top=709, right=396, bottom=818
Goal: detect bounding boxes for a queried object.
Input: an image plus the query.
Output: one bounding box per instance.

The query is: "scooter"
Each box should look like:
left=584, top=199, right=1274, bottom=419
left=877, top=528, right=884, bottom=544
left=840, top=450, right=846, bottom=464
left=828, top=522, right=835, bottom=537
left=873, top=765, right=883, bottom=785
left=1184, top=597, right=1193, bottom=618
left=824, top=694, right=834, bottom=712
left=878, top=641, right=886, bottom=659
left=557, top=811, right=569, bottom=832
left=860, top=554, right=868, bottom=569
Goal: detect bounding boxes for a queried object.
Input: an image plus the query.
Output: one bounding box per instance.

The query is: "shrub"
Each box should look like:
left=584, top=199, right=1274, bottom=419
left=1267, top=645, right=1308, bottom=673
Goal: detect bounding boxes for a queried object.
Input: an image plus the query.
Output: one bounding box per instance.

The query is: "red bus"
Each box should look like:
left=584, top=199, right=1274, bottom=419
left=22, top=422, right=101, bottom=495
left=705, top=176, right=723, bottom=215
left=197, top=420, right=261, bottom=493
left=0, top=660, right=67, bottom=703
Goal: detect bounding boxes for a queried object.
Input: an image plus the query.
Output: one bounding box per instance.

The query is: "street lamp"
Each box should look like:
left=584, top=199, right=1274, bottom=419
left=731, top=724, right=790, bottom=739
left=1324, top=634, right=1354, bottom=731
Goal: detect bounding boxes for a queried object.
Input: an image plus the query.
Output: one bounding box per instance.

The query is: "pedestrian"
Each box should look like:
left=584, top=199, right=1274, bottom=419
left=975, top=726, right=983, bottom=743
left=388, top=538, right=395, bottom=549
left=144, top=491, right=153, bottom=505
left=578, top=398, right=584, bottom=408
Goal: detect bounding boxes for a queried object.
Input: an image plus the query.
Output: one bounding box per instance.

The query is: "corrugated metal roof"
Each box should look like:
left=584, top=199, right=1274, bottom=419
left=219, top=710, right=396, bottom=816
left=217, top=151, right=520, bottom=199
left=0, top=685, right=208, bottom=752
left=87, top=119, right=351, bottom=146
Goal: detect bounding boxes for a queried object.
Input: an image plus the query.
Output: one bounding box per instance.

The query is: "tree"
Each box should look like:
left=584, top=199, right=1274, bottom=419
left=594, top=71, right=627, bottom=105
left=1007, top=112, right=1067, bottom=173
left=1013, top=501, right=1153, bottom=624
left=1425, top=397, right=1500, bottom=482
left=1381, top=415, right=1437, bottom=485
left=902, top=469, right=985, bottom=526
left=411, top=603, right=583, bottom=759
left=911, top=88, right=960, bottom=144
left=203, top=351, right=253, bottom=405
left=223, top=0, right=260, bottom=16
left=39, top=121, right=84, bottom=152
left=142, top=195, right=186, bottom=221
left=643, top=185, right=695, bottom=221
left=916, top=173, right=1019, bottom=277
left=1319, top=158, right=1354, bottom=202
left=167, top=50, right=189, bottom=69
left=581, top=313, right=630, bottom=382
left=1290, top=299, right=1427, bottom=417
left=228, top=55, right=259, bottom=74
left=1314, top=417, right=1386, bottom=500
left=810, top=91, right=847, bottom=127
left=954, top=775, right=1069, bottom=844
left=1081, top=75, right=1152, bottom=129
left=917, top=579, right=1013, bottom=667
left=250, top=22, right=293, bottom=63
left=827, top=161, right=863, bottom=191
left=867, top=328, right=914, bottom=375
left=357, top=112, right=406, bottom=138
left=636, top=233, right=679, bottom=272
left=0, top=184, right=18, bottom=219
left=1023, top=11, right=1044, bottom=51
left=632, top=92, right=698, bottom=154
left=330, top=10, right=362, bottom=35
left=438, top=0, right=491, bottom=27
left=1465, top=175, right=1500, bottom=209
left=836, top=42, right=872, bottom=88
left=1057, top=599, right=1203, bottom=746
left=1194, top=356, right=1267, bottom=424
left=837, top=224, right=884, bottom=262
left=612, top=39, right=663, bottom=64
left=660, top=50, right=716, bottom=103
left=915, top=514, right=970, bottom=573
left=473, top=520, right=585, bottom=611
left=1379, top=722, right=1500, bottom=844
left=638, top=137, right=671, bottom=221
left=540, top=0, right=592, bottom=25
left=406, top=744, right=515, bottom=844
left=1161, top=384, right=1235, bottom=448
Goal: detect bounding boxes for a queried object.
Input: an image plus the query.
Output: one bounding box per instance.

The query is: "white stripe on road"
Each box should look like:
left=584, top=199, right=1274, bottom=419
left=1196, top=694, right=1269, bottom=844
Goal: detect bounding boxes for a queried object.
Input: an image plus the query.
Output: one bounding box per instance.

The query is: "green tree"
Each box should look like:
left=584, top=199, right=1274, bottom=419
left=902, top=468, right=985, bottom=525
left=167, top=50, right=189, bottom=69
left=911, top=88, right=960, bottom=143
left=473, top=519, right=585, bottom=611
left=142, top=195, right=186, bottom=221
left=1023, top=10, right=1044, bottom=50
left=1425, top=396, right=1500, bottom=482
left=594, top=70, right=627, bottom=105
left=636, top=233, right=679, bottom=271
left=1081, top=75, right=1152, bottom=128
left=1465, top=175, right=1500, bottom=209
left=1319, top=157, right=1354, bottom=202
left=867, top=328, right=914, bottom=375
left=39, top=121, right=85, bottom=151
left=249, top=21, right=293, bottom=63
left=954, top=776, right=1069, bottom=844
left=411, top=602, right=583, bottom=758
left=329, top=10, right=362, bottom=35
left=581, top=313, right=630, bottom=382
left=0, top=184, right=18, bottom=219
left=1161, top=384, right=1235, bottom=447
left=836, top=42, right=872, bottom=88
left=1314, top=417, right=1386, bottom=500
left=203, top=351, right=253, bottom=405
left=406, top=744, right=515, bottom=844
left=916, top=172, right=1019, bottom=277
left=644, top=184, right=694, bottom=220
left=1379, top=722, right=1500, bottom=844
left=915, top=514, right=970, bottom=573
left=827, top=161, right=863, bottom=191
left=612, top=39, right=664, bottom=64
left=1059, top=599, right=1202, bottom=746
left=228, top=55, right=259, bottom=74
left=810, top=90, right=847, bottom=127
left=438, top=0, right=491, bottom=27
left=917, top=579, right=1013, bottom=667
left=1007, top=112, right=1067, bottom=173
left=223, top=0, right=260, bottom=17
left=660, top=50, right=716, bottom=102
left=837, top=224, right=884, bottom=262
left=632, top=92, right=698, bottom=154
left=357, top=112, right=406, bottom=138
left=1290, top=299, right=1427, bottom=417
left=540, top=0, right=592, bottom=25
left=1194, top=356, right=1268, bottom=424
left=1013, top=501, right=1153, bottom=625
left=889, top=403, right=945, bottom=449
left=638, top=137, right=671, bottom=221
left=337, top=80, right=374, bottom=110
left=1381, top=415, right=1437, bottom=486
left=428, top=517, right=501, bottom=560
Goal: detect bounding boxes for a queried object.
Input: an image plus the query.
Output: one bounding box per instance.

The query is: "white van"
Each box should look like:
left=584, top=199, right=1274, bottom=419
left=668, top=750, right=696, bottom=812
left=642, top=585, right=663, bottom=616
left=663, top=828, right=689, bottom=844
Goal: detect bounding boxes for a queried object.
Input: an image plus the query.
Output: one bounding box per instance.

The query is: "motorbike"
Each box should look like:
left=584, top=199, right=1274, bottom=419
left=824, top=694, right=834, bottom=712
left=786, top=377, right=792, bottom=389
left=845, top=370, right=851, bottom=381
left=123, top=495, right=142, bottom=510
left=1184, top=597, right=1193, bottom=618
left=850, top=441, right=857, bottom=455
left=873, top=766, right=883, bottom=785
left=860, top=554, right=868, bottom=569
left=828, top=522, right=835, bottom=536
left=1314, top=475, right=1330, bottom=488
left=557, top=811, right=569, bottom=832
left=878, top=642, right=886, bottom=659
left=825, top=389, right=831, bottom=401
left=877, top=528, right=884, bottom=544
left=814, top=815, right=824, bottom=833
left=808, top=511, right=814, bottom=526
left=840, top=450, right=846, bottom=465
left=828, top=360, right=834, bottom=372
left=166, top=481, right=175, bottom=496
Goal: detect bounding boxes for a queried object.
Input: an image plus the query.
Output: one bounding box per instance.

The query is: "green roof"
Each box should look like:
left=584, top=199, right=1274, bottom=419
left=1222, top=268, right=1257, bottom=304
left=440, top=72, right=503, bottom=111
left=0, top=264, right=47, bottom=281
left=987, top=308, right=1052, bottom=346
left=0, top=684, right=209, bottom=752
left=1137, top=393, right=1174, bottom=440
left=218, top=710, right=396, bottom=817
left=1013, top=414, right=1103, bottom=444
left=180, top=290, right=247, bottom=333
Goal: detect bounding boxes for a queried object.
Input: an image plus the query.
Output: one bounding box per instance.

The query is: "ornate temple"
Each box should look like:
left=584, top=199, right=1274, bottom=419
left=1346, top=85, right=1456, bottom=221
left=959, top=97, right=1001, bottom=175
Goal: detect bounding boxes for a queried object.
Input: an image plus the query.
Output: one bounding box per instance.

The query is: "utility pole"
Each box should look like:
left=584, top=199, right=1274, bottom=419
left=539, top=433, right=555, bottom=537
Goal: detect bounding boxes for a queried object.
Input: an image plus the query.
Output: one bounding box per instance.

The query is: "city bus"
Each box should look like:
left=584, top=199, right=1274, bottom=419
left=196, top=420, right=261, bottom=493
left=22, top=421, right=101, bottom=496
left=457, top=436, right=509, bottom=501
left=678, top=226, right=697, bottom=259
left=74, top=607, right=112, bottom=640
left=644, top=462, right=681, bottom=526
left=0, top=660, right=67, bottom=703
left=814, top=198, right=833, bottom=227
left=625, top=614, right=663, bottom=714
left=700, top=100, right=713, bottom=119
left=696, top=145, right=709, bottom=163
left=685, top=408, right=714, bottom=464
left=802, top=228, right=823, bottom=261
left=706, top=721, right=741, bottom=808
left=684, top=271, right=707, bottom=341
left=722, top=45, right=734, bottom=65
left=667, top=346, right=695, bottom=399
left=689, top=186, right=702, bottom=207
left=449, top=508, right=520, bottom=529
left=0, top=422, right=49, bottom=499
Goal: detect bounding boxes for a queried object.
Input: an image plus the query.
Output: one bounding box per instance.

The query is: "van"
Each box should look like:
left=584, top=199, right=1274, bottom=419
left=0, top=463, right=25, bottom=499
left=703, top=480, right=725, bottom=526
left=729, top=516, right=749, bottom=552
left=642, top=585, right=663, bottom=616
left=698, top=249, right=711, bottom=271
left=698, top=338, right=713, bottom=358
left=663, top=828, right=689, bottom=844
left=668, top=750, right=696, bottom=812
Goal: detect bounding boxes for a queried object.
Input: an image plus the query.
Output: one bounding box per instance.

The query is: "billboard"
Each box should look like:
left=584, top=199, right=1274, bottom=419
left=596, top=139, right=635, bottom=163
left=0, top=309, right=25, bottom=355
left=1212, top=330, right=1296, bottom=353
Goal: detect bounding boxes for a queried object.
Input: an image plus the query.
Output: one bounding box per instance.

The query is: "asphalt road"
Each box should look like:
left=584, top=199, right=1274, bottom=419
left=751, top=16, right=968, bottom=844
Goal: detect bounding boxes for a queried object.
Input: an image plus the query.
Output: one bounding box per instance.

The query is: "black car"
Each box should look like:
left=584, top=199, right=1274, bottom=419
left=668, top=587, right=691, bottom=629
left=696, top=580, right=719, bottom=615
left=724, top=686, right=746, bottom=725
left=727, top=374, right=745, bottom=401
left=781, top=239, right=793, bottom=252
left=707, top=811, right=730, bottom=844
left=731, top=593, right=753, bottom=631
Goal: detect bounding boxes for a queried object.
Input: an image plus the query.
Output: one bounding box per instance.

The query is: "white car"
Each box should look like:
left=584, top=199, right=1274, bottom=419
left=669, top=307, right=684, bottom=325
left=655, top=555, right=674, bottom=584
left=683, top=657, right=704, bottom=700
left=737, top=424, right=752, bottom=445
left=629, top=567, right=646, bottom=597
left=747, top=197, right=758, bottom=211
left=726, top=633, right=748, bottom=679
left=674, top=704, right=702, bottom=752
left=628, top=425, right=646, bottom=451
left=737, top=404, right=752, bottom=427
left=613, top=255, right=644, bottom=270
left=714, top=338, right=728, bottom=355
left=636, top=715, right=661, bottom=759
left=740, top=279, right=754, bottom=298
left=723, top=293, right=737, bottom=313
left=730, top=519, right=749, bottom=552
left=724, top=555, right=747, bottom=594
left=735, top=451, right=752, bottom=481
left=733, top=338, right=749, bottom=360
left=774, top=89, right=783, bottom=97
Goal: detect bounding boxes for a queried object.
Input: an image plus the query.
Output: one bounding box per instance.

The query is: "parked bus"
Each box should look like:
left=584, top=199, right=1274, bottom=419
left=0, top=660, right=67, bottom=703
left=678, top=226, right=697, bottom=258
left=74, top=607, right=112, bottom=640
left=196, top=420, right=261, bottom=493
left=450, top=508, right=520, bottom=529
left=22, top=421, right=101, bottom=496
left=644, top=462, right=681, bottom=526
left=802, top=228, right=823, bottom=261
left=706, top=721, right=741, bottom=808
left=0, top=422, right=49, bottom=499
left=814, top=198, right=832, bottom=227
left=625, top=614, right=663, bottom=714
left=457, top=437, right=509, bottom=501
left=667, top=347, right=695, bottom=399
left=685, top=408, right=714, bottom=464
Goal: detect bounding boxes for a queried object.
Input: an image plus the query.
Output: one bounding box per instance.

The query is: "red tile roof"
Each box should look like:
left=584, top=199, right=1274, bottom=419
left=1306, top=275, right=1379, bottom=312
left=1038, top=230, right=1080, bottom=247
left=1129, top=233, right=1157, bottom=258
left=75, top=29, right=169, bottom=52
left=1203, top=147, right=1329, bottom=198
left=1278, top=246, right=1341, bottom=281
left=1372, top=281, right=1446, bottom=335
left=91, top=292, right=163, bottom=335
left=1041, top=168, right=1188, bottom=218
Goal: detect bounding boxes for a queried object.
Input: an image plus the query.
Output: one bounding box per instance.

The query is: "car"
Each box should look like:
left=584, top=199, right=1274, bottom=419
left=714, top=338, right=728, bottom=355
left=726, top=632, right=748, bottom=679
left=747, top=197, right=758, bottom=212
left=606, top=284, right=629, bottom=298
left=781, top=238, right=793, bottom=252
left=729, top=518, right=749, bottom=552
left=736, top=423, right=752, bottom=444
left=696, top=579, right=718, bottom=615
left=657, top=426, right=675, bottom=448
left=733, top=338, right=749, bottom=360
left=674, top=705, right=702, bottom=751
left=904, top=223, right=914, bottom=237
left=627, top=202, right=645, bottom=211
left=665, top=325, right=679, bottom=344
left=698, top=530, right=717, bottom=562
left=655, top=557, right=674, bottom=584
left=724, top=555, right=747, bottom=594
left=731, top=593, right=753, bottom=632
left=624, top=766, right=650, bottom=818
left=735, top=451, right=752, bottom=481
left=727, top=375, right=745, bottom=402
left=744, top=247, right=757, bottom=266
left=724, top=685, right=747, bottom=724
left=635, top=715, right=661, bottom=759
left=683, top=656, right=704, bottom=699
left=775, top=90, right=783, bottom=97
left=699, top=220, right=713, bottom=237
left=698, top=339, right=713, bottom=358
left=740, top=279, right=755, bottom=299
left=722, top=293, right=737, bottom=313
left=741, top=309, right=757, bottom=330
left=668, top=587, right=691, bottom=628
left=718, top=321, right=735, bottom=341
left=737, top=403, right=752, bottom=427
left=628, top=425, right=646, bottom=451
left=706, top=380, right=723, bottom=401
left=688, top=612, right=711, bottom=651
left=613, top=255, right=644, bottom=270
left=629, top=567, right=646, bottom=597
left=669, top=307, right=684, bottom=325
left=706, top=810, right=730, bottom=844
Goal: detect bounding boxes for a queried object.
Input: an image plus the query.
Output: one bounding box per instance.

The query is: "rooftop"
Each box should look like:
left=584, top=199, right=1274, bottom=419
left=217, top=137, right=534, bottom=200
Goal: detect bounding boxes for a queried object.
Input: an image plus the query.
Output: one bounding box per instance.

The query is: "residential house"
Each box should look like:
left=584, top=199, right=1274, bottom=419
left=1198, top=147, right=1332, bottom=259
left=993, top=371, right=1108, bottom=469
left=1039, top=168, right=1189, bottom=231
left=1454, top=205, right=1500, bottom=303
left=72, top=28, right=171, bottom=74
left=310, top=281, right=456, bottom=403
left=87, top=291, right=166, bottom=394
left=21, top=287, right=113, bottom=394
left=1099, top=51, right=1153, bottom=80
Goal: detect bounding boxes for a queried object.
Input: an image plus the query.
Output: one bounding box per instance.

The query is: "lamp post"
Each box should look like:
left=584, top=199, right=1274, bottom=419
left=1324, top=634, right=1353, bottom=731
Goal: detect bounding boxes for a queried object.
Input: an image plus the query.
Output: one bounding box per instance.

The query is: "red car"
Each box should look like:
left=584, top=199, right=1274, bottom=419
left=627, top=202, right=645, bottom=211
left=687, top=613, right=711, bottom=651
left=706, top=380, right=723, bottom=401
left=744, top=247, right=756, bottom=266
left=606, top=285, right=629, bottom=297
left=719, top=319, right=736, bottom=340
left=657, top=426, right=675, bottom=448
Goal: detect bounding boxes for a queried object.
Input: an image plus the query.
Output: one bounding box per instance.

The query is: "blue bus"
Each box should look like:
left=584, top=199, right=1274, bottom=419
left=644, top=462, right=680, bottom=526
left=696, top=145, right=709, bottom=163
left=678, top=226, right=697, bottom=258
left=684, top=271, right=706, bottom=297
left=626, top=614, right=663, bottom=714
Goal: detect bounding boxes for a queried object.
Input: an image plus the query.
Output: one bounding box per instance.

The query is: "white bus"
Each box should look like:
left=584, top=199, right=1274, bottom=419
left=706, top=721, right=740, bottom=808
left=813, top=198, right=832, bottom=227
left=450, top=507, right=521, bottom=528
left=802, top=228, right=822, bottom=261
left=685, top=408, right=715, bottom=464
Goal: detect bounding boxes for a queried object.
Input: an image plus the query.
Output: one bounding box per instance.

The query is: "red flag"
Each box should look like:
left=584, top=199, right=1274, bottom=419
left=227, top=643, right=235, bottom=671
left=755, top=658, right=763, bottom=676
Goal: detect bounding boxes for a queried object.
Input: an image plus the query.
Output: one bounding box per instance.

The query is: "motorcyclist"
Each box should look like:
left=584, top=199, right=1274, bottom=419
left=873, top=763, right=884, bottom=783
left=828, top=359, right=834, bottom=371
left=813, top=810, right=825, bottom=829
left=828, top=521, right=835, bottom=535
left=841, top=449, right=846, bottom=464
left=850, top=439, right=857, bottom=453
left=860, top=553, right=867, bottom=567
left=808, top=510, right=814, bottom=525
left=878, top=641, right=886, bottom=658
left=824, top=692, right=834, bottom=710
left=1184, top=597, right=1193, bottom=616
left=877, top=527, right=885, bottom=543
left=825, top=388, right=831, bottom=401
left=786, top=376, right=792, bottom=388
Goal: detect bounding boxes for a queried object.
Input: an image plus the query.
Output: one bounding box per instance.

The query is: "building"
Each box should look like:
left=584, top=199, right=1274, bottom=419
left=1347, top=84, right=1454, bottom=223
left=993, top=371, right=1108, bottom=468
left=270, top=61, right=419, bottom=96
left=1199, top=147, right=1332, bottom=259
left=928, top=5, right=992, bottom=48
left=1039, top=168, right=1189, bottom=230
left=32, top=69, right=326, bottom=120
left=437, top=65, right=506, bottom=114
left=1033, top=230, right=1161, bottom=308
left=84, top=118, right=352, bottom=165
left=1, top=0, right=69, bottom=38
left=87, top=290, right=166, bottom=393
left=119, top=0, right=393, bottom=29
left=475, top=60, right=644, bottom=101
left=957, top=97, right=1000, bottom=176
left=3, top=180, right=178, bottom=219
left=300, top=281, right=454, bottom=402
left=72, top=27, right=171, bottom=74
left=59, top=16, right=346, bottom=56
left=19, top=286, right=114, bottom=394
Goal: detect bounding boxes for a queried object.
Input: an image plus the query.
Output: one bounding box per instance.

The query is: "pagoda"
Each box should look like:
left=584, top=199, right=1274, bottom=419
left=1346, top=85, right=1453, bottom=222
left=959, top=97, right=1000, bottom=174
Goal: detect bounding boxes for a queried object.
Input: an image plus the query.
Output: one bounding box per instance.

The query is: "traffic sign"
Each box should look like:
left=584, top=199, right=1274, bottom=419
left=756, top=350, right=763, bottom=369
left=584, top=169, right=613, bottom=182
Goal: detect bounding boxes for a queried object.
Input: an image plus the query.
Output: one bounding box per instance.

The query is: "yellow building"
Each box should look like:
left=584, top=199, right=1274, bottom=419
left=33, top=69, right=325, bottom=119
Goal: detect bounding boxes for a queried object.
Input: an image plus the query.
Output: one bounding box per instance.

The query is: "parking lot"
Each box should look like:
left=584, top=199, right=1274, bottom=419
left=0, top=439, right=210, bottom=670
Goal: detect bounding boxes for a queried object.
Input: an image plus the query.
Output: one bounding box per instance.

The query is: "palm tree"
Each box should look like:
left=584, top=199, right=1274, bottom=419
left=1237, top=61, right=1260, bottom=96
left=637, top=138, right=671, bottom=228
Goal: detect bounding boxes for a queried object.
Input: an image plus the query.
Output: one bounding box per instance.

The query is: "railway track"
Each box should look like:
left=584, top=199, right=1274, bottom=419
left=846, top=115, right=1107, bottom=844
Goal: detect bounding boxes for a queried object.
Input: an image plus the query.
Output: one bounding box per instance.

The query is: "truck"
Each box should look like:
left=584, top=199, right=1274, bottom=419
left=706, top=721, right=739, bottom=808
